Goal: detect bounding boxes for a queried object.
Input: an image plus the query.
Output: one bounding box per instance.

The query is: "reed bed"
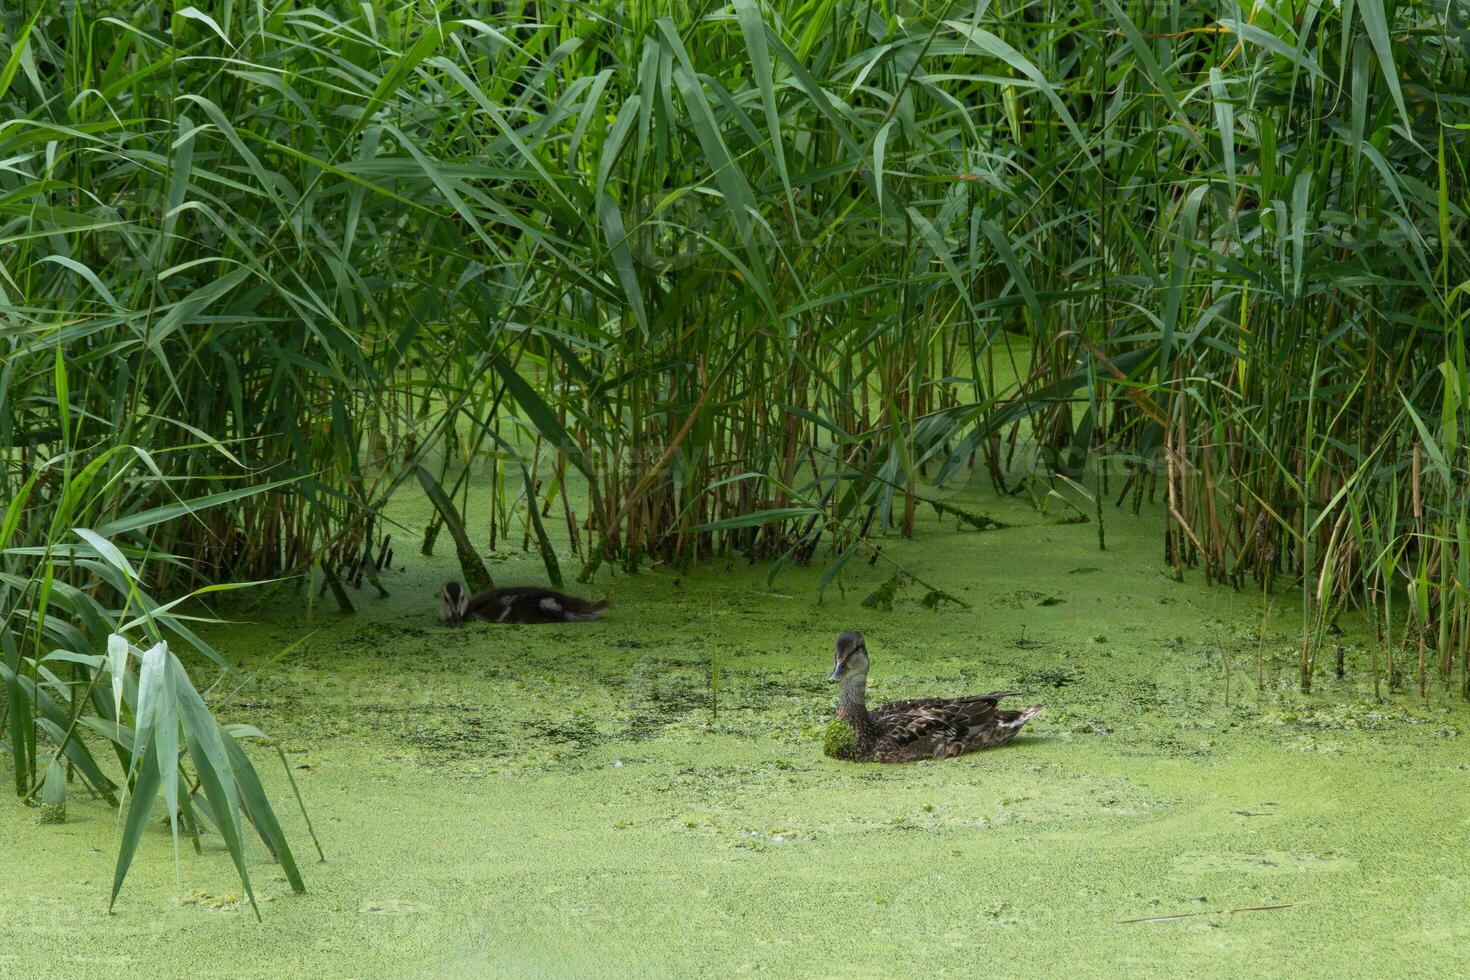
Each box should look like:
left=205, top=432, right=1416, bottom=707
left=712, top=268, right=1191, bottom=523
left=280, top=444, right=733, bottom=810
left=1, top=0, right=1467, bottom=700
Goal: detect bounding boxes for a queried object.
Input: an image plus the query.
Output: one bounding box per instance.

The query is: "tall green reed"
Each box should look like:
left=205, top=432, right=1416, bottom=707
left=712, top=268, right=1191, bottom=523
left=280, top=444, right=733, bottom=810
left=2, top=1, right=1468, bottom=693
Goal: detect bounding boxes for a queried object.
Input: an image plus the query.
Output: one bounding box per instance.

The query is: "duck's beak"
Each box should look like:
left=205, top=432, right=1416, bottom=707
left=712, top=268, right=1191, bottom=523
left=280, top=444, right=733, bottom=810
left=828, top=661, right=844, bottom=683
left=441, top=593, right=464, bottom=626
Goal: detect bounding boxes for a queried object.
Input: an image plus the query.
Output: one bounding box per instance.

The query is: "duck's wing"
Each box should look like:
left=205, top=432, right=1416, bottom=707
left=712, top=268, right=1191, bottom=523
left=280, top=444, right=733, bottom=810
left=871, top=691, right=1024, bottom=723
left=871, top=692, right=1029, bottom=756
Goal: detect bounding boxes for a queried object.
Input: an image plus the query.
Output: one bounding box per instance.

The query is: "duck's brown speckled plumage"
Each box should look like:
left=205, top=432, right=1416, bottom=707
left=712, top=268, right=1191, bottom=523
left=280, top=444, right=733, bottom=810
left=439, top=581, right=609, bottom=626
left=828, top=630, right=1040, bottom=763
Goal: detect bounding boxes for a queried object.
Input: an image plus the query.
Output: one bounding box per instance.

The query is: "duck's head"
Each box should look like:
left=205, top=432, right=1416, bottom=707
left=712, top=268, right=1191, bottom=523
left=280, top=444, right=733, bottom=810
left=828, top=630, right=869, bottom=683
left=440, top=581, right=469, bottom=626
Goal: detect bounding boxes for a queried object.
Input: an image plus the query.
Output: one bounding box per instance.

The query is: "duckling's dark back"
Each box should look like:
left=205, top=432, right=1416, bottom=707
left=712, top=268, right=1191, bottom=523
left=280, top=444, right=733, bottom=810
left=463, top=586, right=609, bottom=624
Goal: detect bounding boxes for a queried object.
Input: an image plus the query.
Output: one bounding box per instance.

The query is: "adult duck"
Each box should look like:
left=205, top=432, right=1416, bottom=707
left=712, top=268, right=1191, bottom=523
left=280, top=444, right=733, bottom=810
left=825, top=630, right=1040, bottom=762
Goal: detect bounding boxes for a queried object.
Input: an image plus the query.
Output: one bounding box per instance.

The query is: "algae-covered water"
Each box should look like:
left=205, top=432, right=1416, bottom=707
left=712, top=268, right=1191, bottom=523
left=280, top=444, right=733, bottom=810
left=5, top=483, right=1470, bottom=977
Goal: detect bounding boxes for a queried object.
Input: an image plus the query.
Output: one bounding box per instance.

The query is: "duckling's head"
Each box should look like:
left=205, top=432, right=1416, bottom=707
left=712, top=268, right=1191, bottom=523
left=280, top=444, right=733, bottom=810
left=828, top=630, right=869, bottom=683
left=440, top=581, right=469, bottom=626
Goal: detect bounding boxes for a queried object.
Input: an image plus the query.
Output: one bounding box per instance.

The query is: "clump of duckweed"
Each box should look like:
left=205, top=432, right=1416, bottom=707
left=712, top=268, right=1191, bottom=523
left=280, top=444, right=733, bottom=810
left=989, top=589, right=1048, bottom=609
left=181, top=891, right=243, bottom=911
left=822, top=718, right=858, bottom=759
left=919, top=588, right=966, bottom=610
left=1263, top=700, right=1424, bottom=733
left=861, top=572, right=906, bottom=611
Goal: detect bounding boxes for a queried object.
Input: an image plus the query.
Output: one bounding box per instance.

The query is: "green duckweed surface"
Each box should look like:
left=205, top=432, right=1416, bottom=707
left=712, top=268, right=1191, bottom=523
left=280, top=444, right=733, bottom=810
left=5, top=486, right=1470, bottom=977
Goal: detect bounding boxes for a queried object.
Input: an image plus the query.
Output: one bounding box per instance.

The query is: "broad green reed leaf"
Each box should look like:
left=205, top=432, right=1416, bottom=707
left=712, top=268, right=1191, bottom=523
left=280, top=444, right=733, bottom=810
left=173, top=654, right=259, bottom=917
left=129, top=642, right=167, bottom=780
left=1356, top=0, right=1409, bottom=128
left=52, top=345, right=69, bottom=450
left=0, top=7, right=41, bottom=102
left=221, top=729, right=306, bottom=893
left=109, top=745, right=162, bottom=912
left=944, top=19, right=1087, bottom=153
left=735, top=0, right=796, bottom=226
left=107, top=633, right=128, bottom=724
left=597, top=193, right=650, bottom=335
left=38, top=256, right=121, bottom=310
left=1401, top=393, right=1452, bottom=488
left=94, top=478, right=298, bottom=537
left=658, top=20, right=764, bottom=277
left=173, top=6, right=230, bottom=46
left=72, top=528, right=138, bottom=584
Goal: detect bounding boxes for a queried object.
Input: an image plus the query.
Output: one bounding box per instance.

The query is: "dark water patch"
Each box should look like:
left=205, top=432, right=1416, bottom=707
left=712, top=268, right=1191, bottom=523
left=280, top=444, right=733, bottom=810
left=600, top=659, right=711, bottom=738
left=404, top=713, right=505, bottom=759
left=519, top=716, right=605, bottom=751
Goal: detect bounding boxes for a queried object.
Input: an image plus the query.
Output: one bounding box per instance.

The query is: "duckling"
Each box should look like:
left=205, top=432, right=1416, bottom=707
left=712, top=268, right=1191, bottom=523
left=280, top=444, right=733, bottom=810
left=825, top=630, right=1040, bottom=762
left=439, top=581, right=609, bottom=626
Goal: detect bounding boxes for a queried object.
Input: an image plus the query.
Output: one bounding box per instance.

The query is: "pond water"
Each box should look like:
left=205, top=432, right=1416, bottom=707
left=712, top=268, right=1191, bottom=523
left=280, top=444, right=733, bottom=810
left=5, top=481, right=1469, bottom=976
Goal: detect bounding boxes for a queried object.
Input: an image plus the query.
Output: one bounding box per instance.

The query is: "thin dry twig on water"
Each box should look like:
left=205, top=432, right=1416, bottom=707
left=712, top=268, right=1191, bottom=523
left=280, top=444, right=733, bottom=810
left=1119, top=903, right=1298, bottom=925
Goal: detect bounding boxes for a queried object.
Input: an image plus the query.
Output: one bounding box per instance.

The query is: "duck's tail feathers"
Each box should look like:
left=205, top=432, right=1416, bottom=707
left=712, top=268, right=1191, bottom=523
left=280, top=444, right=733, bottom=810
left=986, top=705, right=1041, bottom=747
left=558, top=595, right=609, bottom=621
left=1004, top=705, right=1042, bottom=733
